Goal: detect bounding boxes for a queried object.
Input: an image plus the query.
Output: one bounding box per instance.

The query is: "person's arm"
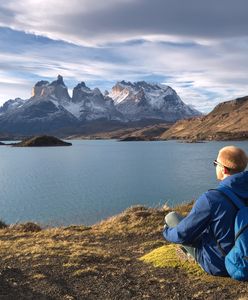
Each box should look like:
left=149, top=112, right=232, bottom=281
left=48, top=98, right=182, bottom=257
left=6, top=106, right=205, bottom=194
left=163, top=193, right=211, bottom=245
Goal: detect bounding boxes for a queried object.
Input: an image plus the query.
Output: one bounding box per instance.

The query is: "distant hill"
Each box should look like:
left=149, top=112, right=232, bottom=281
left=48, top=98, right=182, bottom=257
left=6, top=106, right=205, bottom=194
left=118, top=123, right=171, bottom=141
left=160, top=96, right=248, bottom=141
left=68, top=122, right=172, bottom=141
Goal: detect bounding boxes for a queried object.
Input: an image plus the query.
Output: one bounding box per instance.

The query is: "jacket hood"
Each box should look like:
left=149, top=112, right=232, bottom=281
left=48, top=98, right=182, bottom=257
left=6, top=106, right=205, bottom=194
left=219, top=171, right=248, bottom=199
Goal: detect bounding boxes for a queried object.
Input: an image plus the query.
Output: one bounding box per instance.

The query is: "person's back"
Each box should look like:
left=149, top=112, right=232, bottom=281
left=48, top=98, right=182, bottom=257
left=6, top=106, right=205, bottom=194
left=163, top=146, right=248, bottom=276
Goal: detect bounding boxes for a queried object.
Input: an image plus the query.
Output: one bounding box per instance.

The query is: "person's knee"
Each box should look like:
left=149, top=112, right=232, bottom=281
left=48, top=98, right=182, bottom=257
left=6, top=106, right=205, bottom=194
left=165, top=211, right=183, bottom=227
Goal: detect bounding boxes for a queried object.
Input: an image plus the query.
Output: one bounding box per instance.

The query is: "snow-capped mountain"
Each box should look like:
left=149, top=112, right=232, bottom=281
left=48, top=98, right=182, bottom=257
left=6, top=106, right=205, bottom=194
left=0, top=76, right=78, bottom=134
left=108, top=81, right=200, bottom=121
left=0, top=76, right=201, bottom=135
left=68, top=82, right=123, bottom=121
left=0, top=98, right=25, bottom=115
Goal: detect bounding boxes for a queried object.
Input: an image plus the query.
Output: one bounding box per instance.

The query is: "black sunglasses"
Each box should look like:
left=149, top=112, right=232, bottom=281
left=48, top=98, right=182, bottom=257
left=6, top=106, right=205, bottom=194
left=213, top=160, right=230, bottom=170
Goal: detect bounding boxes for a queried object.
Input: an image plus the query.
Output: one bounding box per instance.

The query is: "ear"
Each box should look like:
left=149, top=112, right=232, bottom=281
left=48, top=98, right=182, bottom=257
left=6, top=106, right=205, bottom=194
left=223, top=167, right=230, bottom=175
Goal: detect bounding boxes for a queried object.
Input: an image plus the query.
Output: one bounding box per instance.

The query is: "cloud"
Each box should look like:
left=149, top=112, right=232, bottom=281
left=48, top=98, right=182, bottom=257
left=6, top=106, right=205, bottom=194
left=0, top=26, right=248, bottom=112
left=1, top=0, right=248, bottom=46
left=0, top=1, right=248, bottom=112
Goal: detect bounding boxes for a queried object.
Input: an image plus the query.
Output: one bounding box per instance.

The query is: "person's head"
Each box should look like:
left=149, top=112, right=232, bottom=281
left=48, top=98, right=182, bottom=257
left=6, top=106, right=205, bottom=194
left=214, top=146, right=248, bottom=180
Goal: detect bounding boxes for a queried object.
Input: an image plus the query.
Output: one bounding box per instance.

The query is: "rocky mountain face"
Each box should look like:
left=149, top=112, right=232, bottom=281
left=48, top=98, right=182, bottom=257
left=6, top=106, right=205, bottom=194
left=32, top=75, right=71, bottom=105
left=0, top=98, right=25, bottom=114
left=70, top=82, right=123, bottom=121
left=0, top=76, right=78, bottom=135
left=161, top=96, right=248, bottom=140
left=108, top=81, right=199, bottom=122
left=0, top=76, right=200, bottom=135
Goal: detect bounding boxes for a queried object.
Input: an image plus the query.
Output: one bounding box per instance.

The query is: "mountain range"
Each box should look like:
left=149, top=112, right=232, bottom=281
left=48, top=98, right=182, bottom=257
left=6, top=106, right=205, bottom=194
left=75, top=95, right=248, bottom=141
left=0, top=75, right=200, bottom=136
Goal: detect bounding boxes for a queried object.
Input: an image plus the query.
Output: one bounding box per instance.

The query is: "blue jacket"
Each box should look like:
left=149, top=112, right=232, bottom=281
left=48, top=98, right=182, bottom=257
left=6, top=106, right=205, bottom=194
left=163, top=171, right=248, bottom=276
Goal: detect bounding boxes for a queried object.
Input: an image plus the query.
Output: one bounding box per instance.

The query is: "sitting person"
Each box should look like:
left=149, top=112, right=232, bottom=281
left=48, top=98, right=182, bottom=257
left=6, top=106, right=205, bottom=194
left=163, top=146, right=248, bottom=276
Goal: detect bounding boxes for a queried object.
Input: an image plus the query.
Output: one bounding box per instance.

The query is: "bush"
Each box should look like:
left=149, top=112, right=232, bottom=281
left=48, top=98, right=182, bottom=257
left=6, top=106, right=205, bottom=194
left=0, top=219, right=7, bottom=229
left=12, top=222, right=42, bottom=232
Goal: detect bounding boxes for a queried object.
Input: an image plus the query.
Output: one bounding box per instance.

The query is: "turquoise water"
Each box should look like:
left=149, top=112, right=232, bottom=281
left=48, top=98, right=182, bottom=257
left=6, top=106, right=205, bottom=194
left=0, top=140, right=247, bottom=226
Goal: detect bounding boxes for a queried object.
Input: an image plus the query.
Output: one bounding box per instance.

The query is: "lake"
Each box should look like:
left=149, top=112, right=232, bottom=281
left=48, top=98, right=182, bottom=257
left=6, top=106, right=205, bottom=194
left=0, top=140, right=247, bottom=226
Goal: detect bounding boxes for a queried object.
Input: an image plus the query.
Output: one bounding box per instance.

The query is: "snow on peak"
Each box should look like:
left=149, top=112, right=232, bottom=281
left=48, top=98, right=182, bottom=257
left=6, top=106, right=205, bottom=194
left=109, top=81, right=173, bottom=106
left=0, top=98, right=25, bottom=115
left=74, top=82, right=91, bottom=92
left=107, top=80, right=200, bottom=121
left=0, top=77, right=200, bottom=125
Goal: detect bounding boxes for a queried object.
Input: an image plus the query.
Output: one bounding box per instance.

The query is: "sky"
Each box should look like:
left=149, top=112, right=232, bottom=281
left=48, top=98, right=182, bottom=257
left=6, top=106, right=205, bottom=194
left=0, top=0, right=248, bottom=113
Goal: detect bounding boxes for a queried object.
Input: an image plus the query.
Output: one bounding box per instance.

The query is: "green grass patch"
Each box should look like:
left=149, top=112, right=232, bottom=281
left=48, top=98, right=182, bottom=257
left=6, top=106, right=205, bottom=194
left=139, top=244, right=204, bottom=276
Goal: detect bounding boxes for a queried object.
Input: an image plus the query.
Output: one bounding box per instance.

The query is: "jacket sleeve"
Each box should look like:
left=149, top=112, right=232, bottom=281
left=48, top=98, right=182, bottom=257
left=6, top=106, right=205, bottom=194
left=163, top=193, right=212, bottom=245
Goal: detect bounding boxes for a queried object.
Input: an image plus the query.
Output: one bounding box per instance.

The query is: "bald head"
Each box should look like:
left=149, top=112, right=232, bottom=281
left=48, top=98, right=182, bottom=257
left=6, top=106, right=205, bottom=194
left=218, top=146, right=248, bottom=173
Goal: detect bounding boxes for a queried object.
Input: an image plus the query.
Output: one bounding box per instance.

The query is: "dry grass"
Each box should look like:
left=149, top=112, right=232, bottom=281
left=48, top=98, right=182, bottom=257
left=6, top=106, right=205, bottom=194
left=0, top=201, right=246, bottom=299
left=32, top=273, right=47, bottom=280
left=93, top=205, right=166, bottom=236
left=72, top=266, right=99, bottom=277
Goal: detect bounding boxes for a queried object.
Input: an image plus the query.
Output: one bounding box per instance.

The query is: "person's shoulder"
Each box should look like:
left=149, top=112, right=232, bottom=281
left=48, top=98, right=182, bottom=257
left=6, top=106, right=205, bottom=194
left=203, top=189, right=226, bottom=205
left=194, top=189, right=223, bottom=205
left=197, top=189, right=219, bottom=200
left=204, top=189, right=221, bottom=197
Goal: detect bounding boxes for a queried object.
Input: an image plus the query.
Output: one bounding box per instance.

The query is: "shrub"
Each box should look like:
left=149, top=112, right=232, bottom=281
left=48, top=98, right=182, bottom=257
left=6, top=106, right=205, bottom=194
left=13, top=222, right=42, bottom=232
left=0, top=219, right=8, bottom=229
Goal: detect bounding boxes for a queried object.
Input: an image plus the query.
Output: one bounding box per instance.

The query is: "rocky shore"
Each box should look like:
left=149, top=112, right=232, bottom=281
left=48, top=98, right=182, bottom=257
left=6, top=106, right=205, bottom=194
left=0, top=202, right=247, bottom=299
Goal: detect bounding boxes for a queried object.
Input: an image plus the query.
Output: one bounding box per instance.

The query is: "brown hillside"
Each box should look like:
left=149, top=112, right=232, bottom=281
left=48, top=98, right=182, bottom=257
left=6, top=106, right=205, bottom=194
left=161, top=96, right=248, bottom=141
left=68, top=123, right=171, bottom=140
left=118, top=123, right=171, bottom=141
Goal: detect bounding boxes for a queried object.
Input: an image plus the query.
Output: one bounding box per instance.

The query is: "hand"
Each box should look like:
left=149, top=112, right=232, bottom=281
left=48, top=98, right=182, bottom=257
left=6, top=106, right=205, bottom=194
left=163, top=221, right=169, bottom=230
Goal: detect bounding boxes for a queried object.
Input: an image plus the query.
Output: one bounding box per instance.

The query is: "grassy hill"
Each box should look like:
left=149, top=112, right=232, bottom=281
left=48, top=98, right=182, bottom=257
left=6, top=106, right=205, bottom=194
left=0, top=202, right=247, bottom=299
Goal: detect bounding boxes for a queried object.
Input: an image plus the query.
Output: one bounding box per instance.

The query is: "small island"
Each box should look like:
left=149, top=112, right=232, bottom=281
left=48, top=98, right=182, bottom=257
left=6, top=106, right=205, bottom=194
left=0, top=141, right=5, bottom=146
left=13, top=135, right=72, bottom=147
